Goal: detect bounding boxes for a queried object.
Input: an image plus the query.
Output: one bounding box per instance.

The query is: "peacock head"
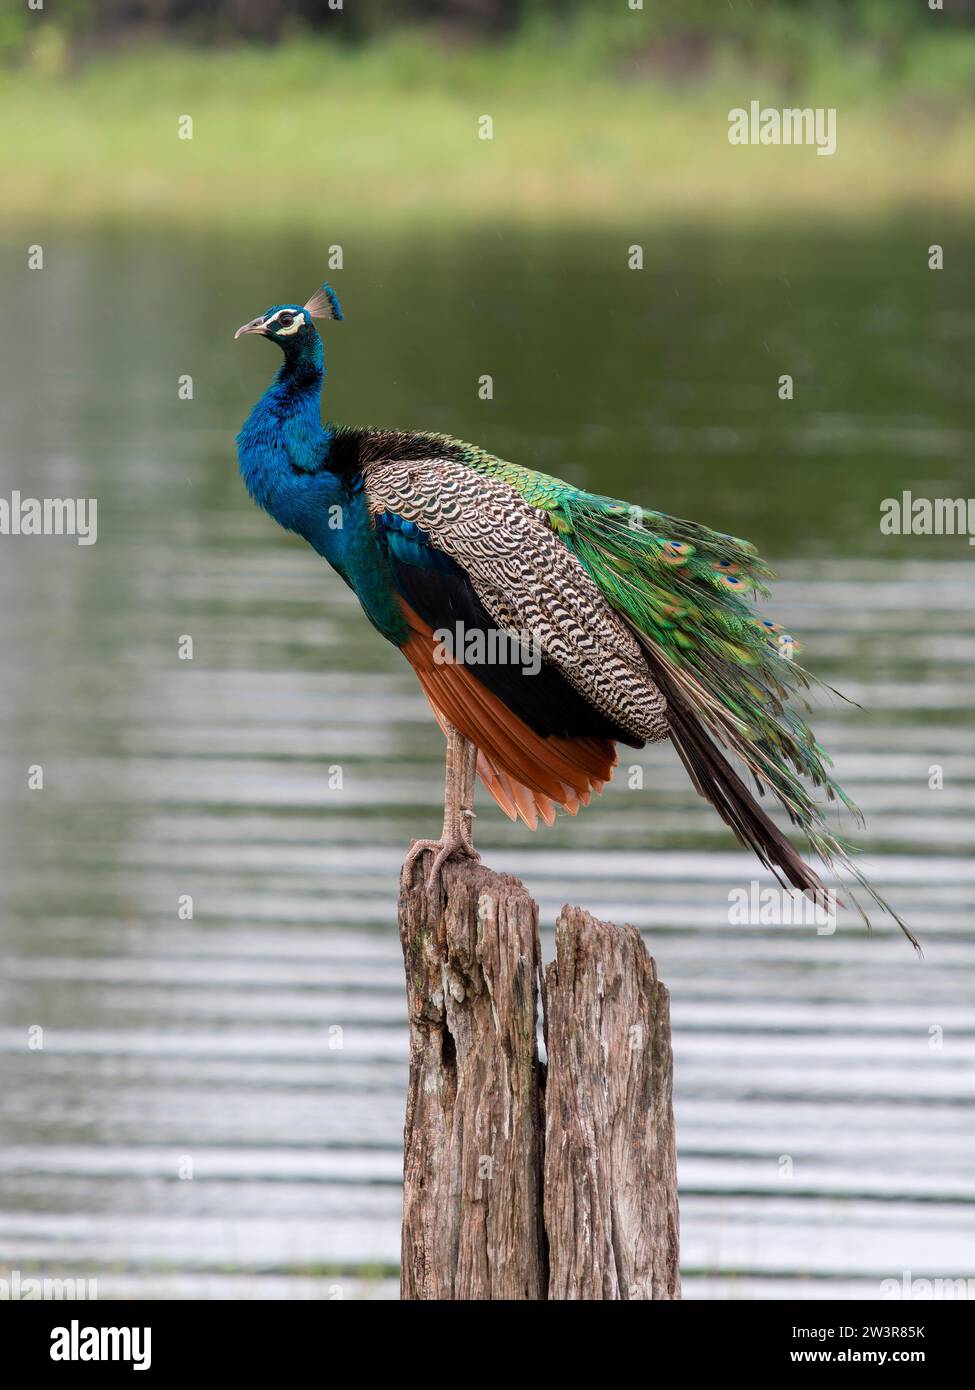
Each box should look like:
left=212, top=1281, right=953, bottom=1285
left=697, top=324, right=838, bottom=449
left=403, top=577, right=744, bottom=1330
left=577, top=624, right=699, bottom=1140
left=234, top=283, right=343, bottom=351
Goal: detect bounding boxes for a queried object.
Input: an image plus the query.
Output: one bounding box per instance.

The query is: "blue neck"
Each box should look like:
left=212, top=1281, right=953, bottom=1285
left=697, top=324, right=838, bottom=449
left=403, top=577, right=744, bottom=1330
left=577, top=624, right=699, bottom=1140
left=235, top=331, right=410, bottom=647
left=236, top=333, right=333, bottom=516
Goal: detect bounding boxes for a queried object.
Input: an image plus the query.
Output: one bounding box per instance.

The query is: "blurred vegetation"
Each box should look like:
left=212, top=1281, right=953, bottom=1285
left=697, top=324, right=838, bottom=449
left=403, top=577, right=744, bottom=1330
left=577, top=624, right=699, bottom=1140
left=1, top=1, right=973, bottom=228
left=4, top=0, right=975, bottom=73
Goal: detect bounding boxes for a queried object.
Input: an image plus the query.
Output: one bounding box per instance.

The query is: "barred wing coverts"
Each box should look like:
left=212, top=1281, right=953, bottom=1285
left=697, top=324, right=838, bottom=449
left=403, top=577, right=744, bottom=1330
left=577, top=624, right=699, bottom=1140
left=364, top=456, right=668, bottom=743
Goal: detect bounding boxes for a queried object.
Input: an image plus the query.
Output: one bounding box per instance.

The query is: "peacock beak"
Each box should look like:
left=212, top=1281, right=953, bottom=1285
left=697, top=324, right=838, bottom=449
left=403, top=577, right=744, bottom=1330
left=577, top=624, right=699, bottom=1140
left=234, top=316, right=267, bottom=340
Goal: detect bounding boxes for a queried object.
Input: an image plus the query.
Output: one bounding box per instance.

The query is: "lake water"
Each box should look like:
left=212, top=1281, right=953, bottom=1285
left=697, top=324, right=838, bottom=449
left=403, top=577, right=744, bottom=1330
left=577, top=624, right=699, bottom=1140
left=0, top=221, right=972, bottom=1299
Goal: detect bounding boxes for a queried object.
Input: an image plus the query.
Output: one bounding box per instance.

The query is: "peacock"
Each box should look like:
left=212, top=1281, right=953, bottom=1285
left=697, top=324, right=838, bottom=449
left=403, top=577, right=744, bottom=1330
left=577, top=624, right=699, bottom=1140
left=234, top=283, right=917, bottom=949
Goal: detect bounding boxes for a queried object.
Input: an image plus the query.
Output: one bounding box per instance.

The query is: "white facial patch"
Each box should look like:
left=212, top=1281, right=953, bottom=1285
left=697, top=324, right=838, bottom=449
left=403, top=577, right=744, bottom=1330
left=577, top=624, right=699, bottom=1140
left=263, top=309, right=307, bottom=337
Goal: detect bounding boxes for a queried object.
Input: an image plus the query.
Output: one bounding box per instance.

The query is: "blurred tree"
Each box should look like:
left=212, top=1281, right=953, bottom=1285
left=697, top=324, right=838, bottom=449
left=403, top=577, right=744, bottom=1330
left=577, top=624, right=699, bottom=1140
left=81, top=0, right=528, bottom=42
left=58, top=0, right=975, bottom=46
left=3, top=0, right=969, bottom=67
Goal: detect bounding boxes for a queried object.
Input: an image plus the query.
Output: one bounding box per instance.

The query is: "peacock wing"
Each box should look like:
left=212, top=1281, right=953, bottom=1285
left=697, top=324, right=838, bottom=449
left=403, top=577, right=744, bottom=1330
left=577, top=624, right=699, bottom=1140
left=363, top=455, right=668, bottom=745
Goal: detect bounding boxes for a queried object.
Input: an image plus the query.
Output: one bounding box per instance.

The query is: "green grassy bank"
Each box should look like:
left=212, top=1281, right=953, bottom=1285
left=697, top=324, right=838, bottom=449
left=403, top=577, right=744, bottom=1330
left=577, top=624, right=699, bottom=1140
left=2, top=16, right=973, bottom=229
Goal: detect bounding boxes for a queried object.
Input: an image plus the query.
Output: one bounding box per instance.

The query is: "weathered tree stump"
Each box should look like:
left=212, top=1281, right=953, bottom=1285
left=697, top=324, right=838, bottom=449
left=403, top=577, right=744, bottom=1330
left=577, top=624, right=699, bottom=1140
left=399, top=857, right=545, bottom=1300
left=544, top=906, right=681, bottom=1299
left=399, top=853, right=680, bottom=1301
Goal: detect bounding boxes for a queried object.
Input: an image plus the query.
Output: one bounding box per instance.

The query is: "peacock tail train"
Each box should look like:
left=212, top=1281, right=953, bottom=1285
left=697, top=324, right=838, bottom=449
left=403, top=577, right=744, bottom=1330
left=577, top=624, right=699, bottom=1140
left=453, top=444, right=919, bottom=951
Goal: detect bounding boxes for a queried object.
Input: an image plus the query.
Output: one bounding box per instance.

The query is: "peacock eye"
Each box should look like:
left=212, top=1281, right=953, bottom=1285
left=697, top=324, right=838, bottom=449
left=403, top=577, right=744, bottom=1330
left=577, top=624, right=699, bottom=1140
left=277, top=312, right=295, bottom=328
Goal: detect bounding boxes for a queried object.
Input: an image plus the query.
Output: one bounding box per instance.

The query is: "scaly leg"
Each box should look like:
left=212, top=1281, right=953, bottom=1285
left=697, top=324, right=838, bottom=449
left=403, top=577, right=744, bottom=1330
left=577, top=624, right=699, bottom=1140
left=400, top=724, right=480, bottom=893
left=457, top=736, right=478, bottom=855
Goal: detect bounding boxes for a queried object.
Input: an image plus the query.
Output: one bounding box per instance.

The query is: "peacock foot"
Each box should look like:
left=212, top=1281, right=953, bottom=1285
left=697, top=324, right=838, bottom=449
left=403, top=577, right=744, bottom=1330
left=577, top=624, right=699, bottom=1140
left=400, top=812, right=479, bottom=894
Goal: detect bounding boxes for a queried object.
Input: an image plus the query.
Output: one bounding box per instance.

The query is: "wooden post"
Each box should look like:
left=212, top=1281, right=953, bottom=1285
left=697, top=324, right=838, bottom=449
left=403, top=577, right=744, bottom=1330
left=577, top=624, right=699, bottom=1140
left=399, top=854, right=680, bottom=1301
left=544, top=906, right=681, bottom=1299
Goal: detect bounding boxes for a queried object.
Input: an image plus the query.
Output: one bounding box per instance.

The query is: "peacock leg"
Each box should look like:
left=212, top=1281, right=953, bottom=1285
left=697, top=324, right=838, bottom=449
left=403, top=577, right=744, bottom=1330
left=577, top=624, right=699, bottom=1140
left=457, top=736, right=478, bottom=855
left=400, top=724, right=480, bottom=892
